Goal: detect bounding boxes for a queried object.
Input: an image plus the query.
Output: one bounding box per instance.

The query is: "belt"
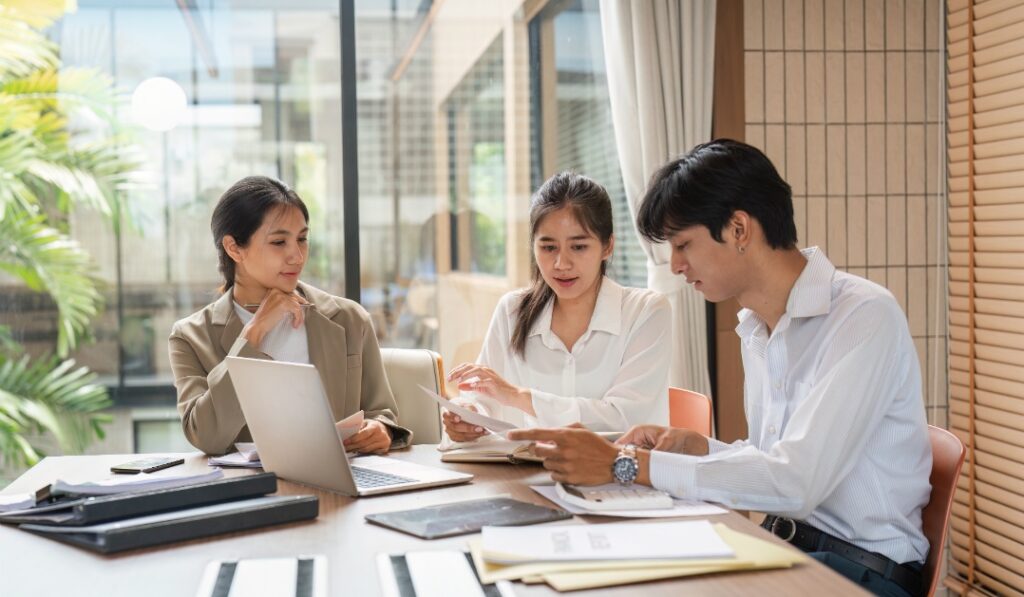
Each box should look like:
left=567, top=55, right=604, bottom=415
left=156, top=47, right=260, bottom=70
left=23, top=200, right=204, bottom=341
left=761, top=515, right=922, bottom=596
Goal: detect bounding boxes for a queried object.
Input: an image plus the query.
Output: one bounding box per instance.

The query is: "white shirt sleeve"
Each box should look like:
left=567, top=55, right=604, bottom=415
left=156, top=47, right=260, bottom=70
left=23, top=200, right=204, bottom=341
left=649, top=299, right=913, bottom=518
left=530, top=295, right=671, bottom=430
left=469, top=293, right=516, bottom=419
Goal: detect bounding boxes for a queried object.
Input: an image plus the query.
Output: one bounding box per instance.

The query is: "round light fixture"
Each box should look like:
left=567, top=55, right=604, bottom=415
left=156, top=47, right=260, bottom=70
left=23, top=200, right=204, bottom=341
left=130, top=77, right=188, bottom=132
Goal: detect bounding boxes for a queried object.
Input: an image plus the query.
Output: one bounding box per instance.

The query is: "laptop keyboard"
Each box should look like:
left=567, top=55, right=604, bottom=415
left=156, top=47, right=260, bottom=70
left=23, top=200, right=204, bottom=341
left=351, top=466, right=416, bottom=488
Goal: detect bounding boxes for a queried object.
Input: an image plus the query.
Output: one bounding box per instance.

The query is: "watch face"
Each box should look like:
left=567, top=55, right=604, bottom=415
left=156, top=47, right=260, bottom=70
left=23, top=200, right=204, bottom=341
left=613, top=455, right=638, bottom=484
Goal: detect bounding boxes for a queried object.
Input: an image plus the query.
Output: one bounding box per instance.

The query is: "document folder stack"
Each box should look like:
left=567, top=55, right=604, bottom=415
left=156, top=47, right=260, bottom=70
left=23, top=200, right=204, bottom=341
left=0, top=472, right=318, bottom=554
left=469, top=519, right=809, bottom=591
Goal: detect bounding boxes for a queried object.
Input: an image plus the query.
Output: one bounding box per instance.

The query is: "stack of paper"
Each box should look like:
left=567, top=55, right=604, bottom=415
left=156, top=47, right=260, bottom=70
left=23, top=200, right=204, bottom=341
left=531, top=484, right=728, bottom=518
left=50, top=469, right=223, bottom=497
left=470, top=520, right=808, bottom=591
left=0, top=493, right=36, bottom=513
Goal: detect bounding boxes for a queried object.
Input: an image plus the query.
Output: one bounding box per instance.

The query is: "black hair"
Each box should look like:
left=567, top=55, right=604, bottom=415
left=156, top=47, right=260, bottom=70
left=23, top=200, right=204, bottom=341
left=511, top=171, right=613, bottom=358
left=636, top=139, right=797, bottom=249
left=210, top=176, right=309, bottom=292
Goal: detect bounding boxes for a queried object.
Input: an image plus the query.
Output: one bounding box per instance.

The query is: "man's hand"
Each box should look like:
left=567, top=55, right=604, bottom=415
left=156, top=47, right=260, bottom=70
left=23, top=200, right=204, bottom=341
left=617, top=425, right=709, bottom=456
left=343, top=419, right=392, bottom=454
left=507, top=426, right=619, bottom=485
left=442, top=404, right=489, bottom=442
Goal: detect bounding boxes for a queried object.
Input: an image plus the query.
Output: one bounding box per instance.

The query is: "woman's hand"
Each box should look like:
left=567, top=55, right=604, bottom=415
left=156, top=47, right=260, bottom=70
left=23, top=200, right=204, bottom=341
left=442, top=404, right=489, bottom=442
left=617, top=425, right=709, bottom=456
left=241, top=289, right=309, bottom=348
left=446, top=363, right=534, bottom=415
left=343, top=419, right=392, bottom=454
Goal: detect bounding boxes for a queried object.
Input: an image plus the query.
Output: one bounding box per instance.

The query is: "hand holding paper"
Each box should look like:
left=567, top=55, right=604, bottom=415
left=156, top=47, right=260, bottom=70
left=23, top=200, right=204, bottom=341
left=335, top=410, right=364, bottom=442
left=419, top=385, right=517, bottom=436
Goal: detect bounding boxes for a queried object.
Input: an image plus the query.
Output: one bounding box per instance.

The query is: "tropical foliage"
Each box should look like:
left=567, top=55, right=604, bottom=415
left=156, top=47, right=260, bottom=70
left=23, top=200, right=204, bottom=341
left=0, top=0, right=143, bottom=467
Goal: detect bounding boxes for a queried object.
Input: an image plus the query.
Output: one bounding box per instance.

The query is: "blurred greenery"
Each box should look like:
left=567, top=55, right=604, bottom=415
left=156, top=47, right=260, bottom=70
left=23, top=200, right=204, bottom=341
left=0, top=0, right=143, bottom=467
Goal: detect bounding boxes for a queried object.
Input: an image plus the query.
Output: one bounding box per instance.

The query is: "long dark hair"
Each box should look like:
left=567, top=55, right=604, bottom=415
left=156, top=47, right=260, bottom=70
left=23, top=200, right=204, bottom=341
left=211, top=176, right=309, bottom=292
left=510, top=172, right=614, bottom=358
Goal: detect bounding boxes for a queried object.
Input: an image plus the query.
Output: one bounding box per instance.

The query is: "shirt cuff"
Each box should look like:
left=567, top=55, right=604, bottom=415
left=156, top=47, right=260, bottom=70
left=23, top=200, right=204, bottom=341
left=529, top=389, right=580, bottom=428
left=649, top=449, right=702, bottom=498
left=705, top=437, right=734, bottom=455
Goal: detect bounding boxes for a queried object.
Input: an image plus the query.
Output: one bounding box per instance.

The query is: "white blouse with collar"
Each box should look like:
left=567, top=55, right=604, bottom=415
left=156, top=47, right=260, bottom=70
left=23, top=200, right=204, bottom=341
left=469, top=277, right=671, bottom=431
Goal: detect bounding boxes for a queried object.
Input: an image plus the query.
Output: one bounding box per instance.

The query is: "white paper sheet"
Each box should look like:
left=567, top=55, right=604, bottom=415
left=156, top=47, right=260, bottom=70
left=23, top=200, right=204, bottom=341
left=49, top=469, right=223, bottom=496
left=531, top=484, right=727, bottom=518
left=0, top=492, right=36, bottom=513
left=481, top=519, right=734, bottom=564
left=418, top=385, right=517, bottom=435
left=335, top=409, right=364, bottom=442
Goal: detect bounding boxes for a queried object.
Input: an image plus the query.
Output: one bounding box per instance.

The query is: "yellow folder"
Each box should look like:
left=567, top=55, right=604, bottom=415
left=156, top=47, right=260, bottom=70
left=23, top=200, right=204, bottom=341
left=470, top=523, right=808, bottom=591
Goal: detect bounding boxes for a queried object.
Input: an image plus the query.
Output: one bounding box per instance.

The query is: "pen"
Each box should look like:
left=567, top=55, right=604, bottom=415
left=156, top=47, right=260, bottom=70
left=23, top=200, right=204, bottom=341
left=242, top=303, right=313, bottom=309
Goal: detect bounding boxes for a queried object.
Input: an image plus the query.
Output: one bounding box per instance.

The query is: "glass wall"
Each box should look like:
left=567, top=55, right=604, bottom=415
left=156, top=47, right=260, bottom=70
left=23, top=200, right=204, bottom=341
left=0, top=0, right=345, bottom=456
left=0, top=0, right=636, bottom=455
left=355, top=0, right=640, bottom=373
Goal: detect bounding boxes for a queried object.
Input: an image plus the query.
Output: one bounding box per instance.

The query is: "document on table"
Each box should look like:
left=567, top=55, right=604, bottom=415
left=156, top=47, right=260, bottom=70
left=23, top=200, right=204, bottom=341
left=418, top=386, right=517, bottom=435
left=480, top=520, right=734, bottom=564
left=530, top=484, right=727, bottom=518
left=0, top=492, right=36, bottom=513
left=49, top=469, right=223, bottom=496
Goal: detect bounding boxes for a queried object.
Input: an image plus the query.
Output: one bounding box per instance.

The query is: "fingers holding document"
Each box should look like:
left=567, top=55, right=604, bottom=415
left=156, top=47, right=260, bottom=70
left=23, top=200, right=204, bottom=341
left=508, top=427, right=619, bottom=485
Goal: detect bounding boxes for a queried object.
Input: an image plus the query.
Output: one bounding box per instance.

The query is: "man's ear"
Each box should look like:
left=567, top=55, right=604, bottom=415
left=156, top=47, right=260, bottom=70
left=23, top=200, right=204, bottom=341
left=729, top=211, right=753, bottom=246
left=602, top=234, right=615, bottom=261
left=222, top=235, right=245, bottom=263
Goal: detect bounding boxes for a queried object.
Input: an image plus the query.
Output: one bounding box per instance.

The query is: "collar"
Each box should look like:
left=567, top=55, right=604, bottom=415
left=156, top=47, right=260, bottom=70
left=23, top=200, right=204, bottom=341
left=529, top=277, right=624, bottom=347
left=210, top=281, right=339, bottom=326
left=735, top=247, right=835, bottom=340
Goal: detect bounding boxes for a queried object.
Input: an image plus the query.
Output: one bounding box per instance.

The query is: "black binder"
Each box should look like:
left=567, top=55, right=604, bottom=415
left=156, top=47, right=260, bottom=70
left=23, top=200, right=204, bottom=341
left=19, top=494, right=319, bottom=554
left=0, top=472, right=279, bottom=526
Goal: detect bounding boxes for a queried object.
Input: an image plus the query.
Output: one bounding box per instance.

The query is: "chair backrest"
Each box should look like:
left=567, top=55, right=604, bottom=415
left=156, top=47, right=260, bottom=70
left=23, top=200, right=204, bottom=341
left=667, top=387, right=713, bottom=437
left=921, top=425, right=966, bottom=597
left=380, top=348, right=444, bottom=445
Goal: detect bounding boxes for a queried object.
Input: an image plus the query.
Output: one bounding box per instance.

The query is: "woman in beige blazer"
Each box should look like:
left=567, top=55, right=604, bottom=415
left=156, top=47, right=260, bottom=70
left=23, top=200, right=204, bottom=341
left=169, top=176, right=410, bottom=455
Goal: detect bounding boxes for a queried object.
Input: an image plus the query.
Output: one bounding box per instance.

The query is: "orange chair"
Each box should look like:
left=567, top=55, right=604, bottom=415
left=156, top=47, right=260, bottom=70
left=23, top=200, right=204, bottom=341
left=921, top=425, right=966, bottom=597
left=667, top=387, right=713, bottom=437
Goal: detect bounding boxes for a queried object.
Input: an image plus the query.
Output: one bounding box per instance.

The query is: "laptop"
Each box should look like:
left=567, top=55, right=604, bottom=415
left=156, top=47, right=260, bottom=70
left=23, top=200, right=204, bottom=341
left=225, top=356, right=472, bottom=496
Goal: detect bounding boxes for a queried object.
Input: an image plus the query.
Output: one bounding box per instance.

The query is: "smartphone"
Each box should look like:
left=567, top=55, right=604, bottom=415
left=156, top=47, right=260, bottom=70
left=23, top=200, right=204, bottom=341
left=110, top=456, right=185, bottom=474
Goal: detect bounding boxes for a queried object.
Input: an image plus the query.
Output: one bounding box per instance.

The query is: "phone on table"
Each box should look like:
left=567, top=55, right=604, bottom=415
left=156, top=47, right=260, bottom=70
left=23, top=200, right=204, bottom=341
left=110, top=456, right=185, bottom=474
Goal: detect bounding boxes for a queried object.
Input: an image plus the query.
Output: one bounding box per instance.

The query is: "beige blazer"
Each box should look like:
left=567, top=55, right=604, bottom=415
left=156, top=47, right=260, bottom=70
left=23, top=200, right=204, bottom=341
left=168, top=282, right=411, bottom=455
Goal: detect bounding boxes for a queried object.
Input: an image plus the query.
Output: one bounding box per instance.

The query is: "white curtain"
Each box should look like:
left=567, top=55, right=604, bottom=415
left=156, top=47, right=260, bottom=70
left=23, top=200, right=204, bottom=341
left=599, top=0, right=716, bottom=398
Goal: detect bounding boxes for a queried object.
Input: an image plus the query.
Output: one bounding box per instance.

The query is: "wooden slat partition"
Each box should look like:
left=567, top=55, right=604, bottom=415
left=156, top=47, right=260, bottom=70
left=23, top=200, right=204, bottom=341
left=946, top=1, right=1024, bottom=595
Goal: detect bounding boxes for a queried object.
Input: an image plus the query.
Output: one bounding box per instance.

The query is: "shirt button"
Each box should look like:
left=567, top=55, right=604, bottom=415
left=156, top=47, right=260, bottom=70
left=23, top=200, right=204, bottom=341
left=768, top=425, right=777, bottom=435
left=773, top=380, right=782, bottom=390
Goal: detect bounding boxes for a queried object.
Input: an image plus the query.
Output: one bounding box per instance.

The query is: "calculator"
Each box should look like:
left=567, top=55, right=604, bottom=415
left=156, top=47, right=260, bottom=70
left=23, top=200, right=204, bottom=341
left=555, top=482, right=674, bottom=511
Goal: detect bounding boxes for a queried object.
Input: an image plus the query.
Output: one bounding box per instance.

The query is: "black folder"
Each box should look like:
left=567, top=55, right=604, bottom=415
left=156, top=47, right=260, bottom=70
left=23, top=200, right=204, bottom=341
left=0, top=472, right=279, bottom=526
left=19, top=494, right=319, bottom=554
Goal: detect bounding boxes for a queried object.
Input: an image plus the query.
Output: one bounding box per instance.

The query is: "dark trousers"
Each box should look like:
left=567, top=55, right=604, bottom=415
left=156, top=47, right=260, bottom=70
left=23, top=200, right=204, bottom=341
left=809, top=552, right=923, bottom=597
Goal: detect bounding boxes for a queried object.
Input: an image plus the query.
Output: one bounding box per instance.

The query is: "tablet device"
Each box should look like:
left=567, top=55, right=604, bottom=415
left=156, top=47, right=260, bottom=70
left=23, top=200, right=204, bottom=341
left=365, top=496, right=571, bottom=539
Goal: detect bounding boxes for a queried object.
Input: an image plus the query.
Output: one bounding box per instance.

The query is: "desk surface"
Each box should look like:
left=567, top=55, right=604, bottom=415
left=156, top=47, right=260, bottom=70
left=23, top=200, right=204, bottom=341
left=1, top=446, right=865, bottom=596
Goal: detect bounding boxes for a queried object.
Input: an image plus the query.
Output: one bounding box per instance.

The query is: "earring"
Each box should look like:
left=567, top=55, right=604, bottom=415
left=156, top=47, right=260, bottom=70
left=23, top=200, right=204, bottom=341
left=738, top=246, right=745, bottom=254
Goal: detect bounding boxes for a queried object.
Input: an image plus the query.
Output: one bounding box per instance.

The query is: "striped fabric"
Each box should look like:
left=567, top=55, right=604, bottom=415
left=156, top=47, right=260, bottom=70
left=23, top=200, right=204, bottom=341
left=649, top=247, right=932, bottom=564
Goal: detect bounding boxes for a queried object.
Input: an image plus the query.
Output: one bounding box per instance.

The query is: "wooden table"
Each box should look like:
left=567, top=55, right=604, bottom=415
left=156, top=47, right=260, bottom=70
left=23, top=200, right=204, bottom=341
left=0, top=446, right=865, bottom=596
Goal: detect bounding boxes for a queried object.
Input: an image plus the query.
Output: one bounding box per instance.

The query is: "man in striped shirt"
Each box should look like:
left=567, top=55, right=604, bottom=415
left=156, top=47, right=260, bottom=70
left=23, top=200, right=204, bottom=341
left=510, top=139, right=932, bottom=597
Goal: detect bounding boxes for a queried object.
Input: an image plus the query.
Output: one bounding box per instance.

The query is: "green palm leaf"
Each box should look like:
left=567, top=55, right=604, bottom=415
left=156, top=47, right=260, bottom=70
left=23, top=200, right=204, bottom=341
left=0, top=211, right=103, bottom=356
left=0, top=352, right=111, bottom=468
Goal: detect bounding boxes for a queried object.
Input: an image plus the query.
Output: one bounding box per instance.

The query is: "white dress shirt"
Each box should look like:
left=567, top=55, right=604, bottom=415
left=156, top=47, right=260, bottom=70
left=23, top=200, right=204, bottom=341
left=232, top=302, right=310, bottom=365
left=649, top=248, right=931, bottom=564
left=469, top=277, right=670, bottom=431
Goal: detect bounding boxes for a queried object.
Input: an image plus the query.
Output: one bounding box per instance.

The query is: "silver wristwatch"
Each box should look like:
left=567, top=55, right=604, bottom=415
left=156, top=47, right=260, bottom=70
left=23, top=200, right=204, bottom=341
left=612, top=443, right=639, bottom=486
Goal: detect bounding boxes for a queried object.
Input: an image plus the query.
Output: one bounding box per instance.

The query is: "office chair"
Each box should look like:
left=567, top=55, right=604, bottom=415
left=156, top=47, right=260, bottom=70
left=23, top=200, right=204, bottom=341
left=921, top=425, right=966, bottom=597
left=668, top=387, right=714, bottom=437
left=380, top=348, right=445, bottom=444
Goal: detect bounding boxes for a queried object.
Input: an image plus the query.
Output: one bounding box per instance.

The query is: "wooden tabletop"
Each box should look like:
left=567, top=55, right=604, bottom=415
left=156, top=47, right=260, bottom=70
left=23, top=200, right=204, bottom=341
left=0, top=446, right=865, bottom=596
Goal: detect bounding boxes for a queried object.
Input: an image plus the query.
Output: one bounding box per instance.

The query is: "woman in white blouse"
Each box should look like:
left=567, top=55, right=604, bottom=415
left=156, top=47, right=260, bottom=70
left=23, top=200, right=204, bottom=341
left=444, top=172, right=671, bottom=442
